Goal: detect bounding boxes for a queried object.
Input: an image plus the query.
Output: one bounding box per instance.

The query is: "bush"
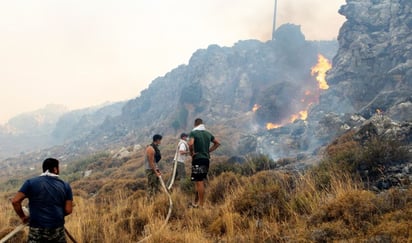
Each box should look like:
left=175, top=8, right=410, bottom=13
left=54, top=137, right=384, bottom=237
left=208, top=172, right=242, bottom=204
left=241, top=153, right=276, bottom=176
left=357, top=136, right=410, bottom=181
left=233, top=171, right=291, bottom=221
left=309, top=190, right=379, bottom=233
left=325, top=131, right=361, bottom=174
left=209, top=161, right=243, bottom=177
left=323, top=131, right=410, bottom=186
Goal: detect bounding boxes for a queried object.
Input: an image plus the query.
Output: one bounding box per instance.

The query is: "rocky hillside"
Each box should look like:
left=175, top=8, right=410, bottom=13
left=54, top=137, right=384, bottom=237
left=78, top=24, right=338, bottom=154
left=322, top=0, right=412, bottom=119
left=82, top=0, right=410, bottom=162
left=1, top=0, right=411, bottom=172
left=0, top=102, right=125, bottom=160
left=257, top=0, right=412, bottom=161
left=0, top=104, right=68, bottom=159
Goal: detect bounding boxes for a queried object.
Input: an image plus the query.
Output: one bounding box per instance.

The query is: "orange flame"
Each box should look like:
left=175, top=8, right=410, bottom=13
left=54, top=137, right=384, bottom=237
left=252, top=104, right=261, bottom=112
left=311, top=54, right=331, bottom=90
left=265, top=54, right=331, bottom=130
left=266, top=110, right=308, bottom=130
left=289, top=110, right=308, bottom=123
left=299, top=110, right=308, bottom=120
left=266, top=122, right=282, bottom=130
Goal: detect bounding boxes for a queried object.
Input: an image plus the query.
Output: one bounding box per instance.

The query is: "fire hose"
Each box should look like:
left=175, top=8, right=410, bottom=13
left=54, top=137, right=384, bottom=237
left=167, top=144, right=181, bottom=190
left=2, top=174, right=172, bottom=243
left=0, top=225, right=77, bottom=243
left=0, top=224, right=26, bottom=243
left=167, top=159, right=179, bottom=191
left=0, top=207, right=77, bottom=243
left=137, top=175, right=173, bottom=243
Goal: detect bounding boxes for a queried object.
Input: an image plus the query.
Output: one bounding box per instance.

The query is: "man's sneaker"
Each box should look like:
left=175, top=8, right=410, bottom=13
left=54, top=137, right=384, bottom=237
left=188, top=202, right=199, bottom=208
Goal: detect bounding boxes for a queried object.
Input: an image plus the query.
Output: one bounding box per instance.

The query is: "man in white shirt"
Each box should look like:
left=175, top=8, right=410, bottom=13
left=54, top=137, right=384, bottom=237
left=168, top=133, right=190, bottom=190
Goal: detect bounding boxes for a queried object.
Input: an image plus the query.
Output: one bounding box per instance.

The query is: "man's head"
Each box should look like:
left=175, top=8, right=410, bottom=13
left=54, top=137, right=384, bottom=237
left=152, top=134, right=163, bottom=144
left=194, top=118, right=203, bottom=127
left=180, top=133, right=188, bottom=140
left=42, top=158, right=59, bottom=174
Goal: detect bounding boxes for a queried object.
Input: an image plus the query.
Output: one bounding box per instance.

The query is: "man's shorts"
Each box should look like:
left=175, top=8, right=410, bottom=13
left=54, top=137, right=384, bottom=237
left=191, top=158, right=210, bottom=181
left=175, top=162, right=186, bottom=180
left=28, top=226, right=66, bottom=243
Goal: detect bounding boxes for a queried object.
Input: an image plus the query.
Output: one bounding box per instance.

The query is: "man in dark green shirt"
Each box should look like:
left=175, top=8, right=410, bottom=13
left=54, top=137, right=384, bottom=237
left=188, top=118, right=220, bottom=208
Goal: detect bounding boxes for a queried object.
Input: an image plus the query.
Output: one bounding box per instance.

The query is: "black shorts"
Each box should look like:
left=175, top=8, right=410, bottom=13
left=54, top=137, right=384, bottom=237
left=191, top=158, right=210, bottom=181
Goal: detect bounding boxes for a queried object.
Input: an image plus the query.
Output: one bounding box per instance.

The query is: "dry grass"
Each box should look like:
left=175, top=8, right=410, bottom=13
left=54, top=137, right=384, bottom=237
left=1, top=156, right=411, bottom=242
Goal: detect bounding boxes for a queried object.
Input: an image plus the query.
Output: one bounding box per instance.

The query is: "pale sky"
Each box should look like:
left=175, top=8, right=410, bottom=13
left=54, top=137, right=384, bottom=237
left=0, top=0, right=346, bottom=124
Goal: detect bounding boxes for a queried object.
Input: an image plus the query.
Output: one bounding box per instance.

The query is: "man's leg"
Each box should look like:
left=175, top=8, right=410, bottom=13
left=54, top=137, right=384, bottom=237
left=195, top=180, right=205, bottom=207
left=146, top=170, right=158, bottom=201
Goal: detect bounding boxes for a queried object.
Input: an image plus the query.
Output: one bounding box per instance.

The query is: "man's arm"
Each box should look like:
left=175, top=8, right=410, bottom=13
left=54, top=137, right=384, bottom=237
left=179, top=143, right=189, bottom=155
left=11, top=192, right=29, bottom=224
left=209, top=138, right=220, bottom=153
left=146, top=146, right=161, bottom=176
left=64, top=200, right=73, bottom=216
left=188, top=137, right=195, bottom=156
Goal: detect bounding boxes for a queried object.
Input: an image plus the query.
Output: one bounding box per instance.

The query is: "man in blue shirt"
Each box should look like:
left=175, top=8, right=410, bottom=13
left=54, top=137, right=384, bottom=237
left=11, top=158, right=73, bottom=242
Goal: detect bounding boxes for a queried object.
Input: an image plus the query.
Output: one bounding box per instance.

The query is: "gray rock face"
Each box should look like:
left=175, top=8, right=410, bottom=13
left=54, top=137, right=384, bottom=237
left=89, top=24, right=338, bottom=150
left=258, top=0, right=412, bottom=161
left=2, top=1, right=411, bottom=170
left=324, top=0, right=412, bottom=117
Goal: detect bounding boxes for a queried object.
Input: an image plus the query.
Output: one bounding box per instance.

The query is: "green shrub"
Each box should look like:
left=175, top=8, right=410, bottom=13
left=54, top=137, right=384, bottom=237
left=241, top=153, right=276, bottom=176
left=209, top=161, right=242, bottom=177
left=357, top=136, right=410, bottom=181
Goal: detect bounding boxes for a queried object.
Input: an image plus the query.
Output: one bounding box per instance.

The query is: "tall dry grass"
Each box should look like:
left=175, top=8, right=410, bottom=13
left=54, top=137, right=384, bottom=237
left=1, top=166, right=411, bottom=242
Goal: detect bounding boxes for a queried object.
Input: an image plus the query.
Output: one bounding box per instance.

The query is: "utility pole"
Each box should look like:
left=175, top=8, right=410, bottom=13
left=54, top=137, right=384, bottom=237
left=272, top=0, right=278, bottom=40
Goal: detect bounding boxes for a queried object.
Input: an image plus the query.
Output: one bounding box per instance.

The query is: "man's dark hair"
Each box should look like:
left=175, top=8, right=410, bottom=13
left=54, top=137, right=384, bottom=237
left=42, top=158, right=59, bottom=172
left=194, top=118, right=203, bottom=126
left=152, top=134, right=163, bottom=142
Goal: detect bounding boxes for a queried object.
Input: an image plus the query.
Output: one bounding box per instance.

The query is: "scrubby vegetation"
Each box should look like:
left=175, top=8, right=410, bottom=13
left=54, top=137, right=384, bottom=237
left=0, top=131, right=411, bottom=242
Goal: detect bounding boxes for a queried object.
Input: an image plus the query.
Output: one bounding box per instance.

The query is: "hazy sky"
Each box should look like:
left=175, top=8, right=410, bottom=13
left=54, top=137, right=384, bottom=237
left=0, top=0, right=346, bottom=124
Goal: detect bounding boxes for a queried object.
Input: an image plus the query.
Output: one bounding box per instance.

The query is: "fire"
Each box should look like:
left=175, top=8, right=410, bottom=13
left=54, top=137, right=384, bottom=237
left=266, top=110, right=308, bottom=130
left=299, top=110, right=308, bottom=120
left=266, top=122, right=282, bottom=130
left=264, top=54, right=331, bottom=130
left=252, top=104, right=261, bottom=112
left=289, top=110, right=308, bottom=123
left=311, top=54, right=331, bottom=90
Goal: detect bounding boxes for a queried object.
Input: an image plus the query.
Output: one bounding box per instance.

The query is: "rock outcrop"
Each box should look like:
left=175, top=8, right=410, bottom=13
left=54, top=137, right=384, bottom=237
left=257, top=0, right=412, bottom=162
left=321, top=0, right=412, bottom=119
